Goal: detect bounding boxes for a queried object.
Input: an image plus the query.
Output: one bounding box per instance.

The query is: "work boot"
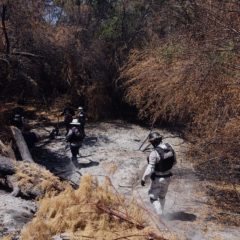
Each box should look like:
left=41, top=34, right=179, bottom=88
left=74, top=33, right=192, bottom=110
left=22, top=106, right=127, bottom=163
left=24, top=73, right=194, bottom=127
left=152, top=199, right=163, bottom=215
left=160, top=198, right=166, bottom=215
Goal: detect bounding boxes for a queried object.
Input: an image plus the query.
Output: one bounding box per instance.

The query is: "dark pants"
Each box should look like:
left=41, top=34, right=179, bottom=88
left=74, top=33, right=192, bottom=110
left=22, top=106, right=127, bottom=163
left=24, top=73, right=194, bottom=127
left=64, top=115, right=73, bottom=134
left=80, top=124, right=85, bottom=137
left=70, top=144, right=80, bottom=167
left=70, top=145, right=80, bottom=157
left=65, top=124, right=71, bottom=135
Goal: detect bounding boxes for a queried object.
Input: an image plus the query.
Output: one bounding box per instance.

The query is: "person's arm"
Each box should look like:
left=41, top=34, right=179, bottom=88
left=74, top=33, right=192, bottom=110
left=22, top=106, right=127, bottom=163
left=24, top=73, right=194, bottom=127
left=65, top=129, right=73, bottom=142
left=142, top=151, right=157, bottom=181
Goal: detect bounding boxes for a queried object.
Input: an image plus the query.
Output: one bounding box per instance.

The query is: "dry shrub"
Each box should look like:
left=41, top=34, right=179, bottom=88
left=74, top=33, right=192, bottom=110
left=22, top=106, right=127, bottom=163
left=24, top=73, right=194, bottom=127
left=15, top=161, right=69, bottom=198
left=1, top=235, right=13, bottom=240
left=206, top=184, right=240, bottom=226
left=121, top=36, right=240, bottom=127
left=83, top=83, right=113, bottom=120
left=192, top=118, right=240, bottom=183
left=120, top=34, right=240, bottom=179
left=21, top=175, right=168, bottom=240
left=120, top=1, right=240, bottom=222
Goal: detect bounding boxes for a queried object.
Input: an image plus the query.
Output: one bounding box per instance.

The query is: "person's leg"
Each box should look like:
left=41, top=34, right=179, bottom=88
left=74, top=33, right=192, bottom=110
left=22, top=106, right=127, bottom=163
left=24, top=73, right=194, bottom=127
left=71, top=146, right=79, bottom=167
left=158, top=177, right=171, bottom=214
left=149, top=179, right=163, bottom=215
left=150, top=197, right=162, bottom=215
left=65, top=124, right=70, bottom=135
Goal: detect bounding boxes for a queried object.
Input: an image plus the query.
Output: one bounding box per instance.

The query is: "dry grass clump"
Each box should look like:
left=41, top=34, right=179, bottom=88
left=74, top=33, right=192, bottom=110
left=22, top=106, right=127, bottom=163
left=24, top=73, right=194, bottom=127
left=120, top=36, right=240, bottom=128
left=206, top=184, right=240, bottom=227
left=1, top=235, right=14, bottom=240
left=15, top=161, right=69, bottom=198
left=21, top=175, right=168, bottom=240
left=192, top=117, right=240, bottom=183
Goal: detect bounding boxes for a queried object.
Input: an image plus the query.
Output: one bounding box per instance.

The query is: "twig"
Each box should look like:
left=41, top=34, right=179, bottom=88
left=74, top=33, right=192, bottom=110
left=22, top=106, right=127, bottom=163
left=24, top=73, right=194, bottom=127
left=1, top=4, right=10, bottom=54
left=0, top=57, right=10, bottom=65
left=96, top=203, right=145, bottom=230
left=104, top=176, right=130, bottom=218
left=12, top=51, right=43, bottom=59
left=112, top=234, right=149, bottom=240
left=135, top=189, right=170, bottom=231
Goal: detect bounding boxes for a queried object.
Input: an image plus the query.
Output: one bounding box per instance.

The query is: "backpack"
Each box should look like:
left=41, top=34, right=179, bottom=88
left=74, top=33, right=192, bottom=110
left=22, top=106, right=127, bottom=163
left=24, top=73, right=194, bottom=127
left=68, top=126, right=84, bottom=142
left=155, top=143, right=175, bottom=172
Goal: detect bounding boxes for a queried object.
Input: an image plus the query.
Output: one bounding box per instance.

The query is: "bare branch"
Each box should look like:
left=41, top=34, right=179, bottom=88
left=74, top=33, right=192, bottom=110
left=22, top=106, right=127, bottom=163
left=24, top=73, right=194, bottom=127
left=1, top=4, right=10, bottom=54
left=12, top=51, right=43, bottom=59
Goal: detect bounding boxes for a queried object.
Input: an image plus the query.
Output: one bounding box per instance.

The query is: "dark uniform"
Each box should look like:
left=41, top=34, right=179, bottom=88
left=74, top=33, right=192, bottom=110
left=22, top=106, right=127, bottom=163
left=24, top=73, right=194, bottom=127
left=66, top=124, right=84, bottom=167
left=11, top=107, right=25, bottom=130
left=78, top=112, right=86, bottom=136
left=61, top=107, right=75, bottom=134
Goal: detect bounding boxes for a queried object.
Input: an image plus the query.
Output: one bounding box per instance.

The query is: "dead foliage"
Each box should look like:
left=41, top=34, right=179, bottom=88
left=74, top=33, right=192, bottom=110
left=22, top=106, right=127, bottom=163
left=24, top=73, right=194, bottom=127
left=13, top=161, right=70, bottom=198
left=206, top=184, right=240, bottom=227
left=120, top=0, right=240, bottom=225
left=21, top=175, right=171, bottom=240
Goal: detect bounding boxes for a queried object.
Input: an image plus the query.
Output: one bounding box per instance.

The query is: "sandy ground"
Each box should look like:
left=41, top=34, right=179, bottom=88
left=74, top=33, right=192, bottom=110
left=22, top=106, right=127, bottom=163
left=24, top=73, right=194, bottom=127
left=0, top=190, right=36, bottom=238
left=0, top=121, right=239, bottom=239
left=34, top=121, right=240, bottom=239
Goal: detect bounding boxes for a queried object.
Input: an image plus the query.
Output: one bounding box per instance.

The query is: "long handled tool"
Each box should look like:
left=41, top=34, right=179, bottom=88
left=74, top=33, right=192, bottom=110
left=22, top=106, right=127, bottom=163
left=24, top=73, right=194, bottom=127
left=138, top=118, right=156, bottom=151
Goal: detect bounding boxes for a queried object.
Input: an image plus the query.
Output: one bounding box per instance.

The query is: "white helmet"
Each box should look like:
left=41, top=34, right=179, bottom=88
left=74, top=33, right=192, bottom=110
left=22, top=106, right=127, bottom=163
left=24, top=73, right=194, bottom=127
left=78, top=106, right=83, bottom=110
left=70, top=119, right=81, bottom=125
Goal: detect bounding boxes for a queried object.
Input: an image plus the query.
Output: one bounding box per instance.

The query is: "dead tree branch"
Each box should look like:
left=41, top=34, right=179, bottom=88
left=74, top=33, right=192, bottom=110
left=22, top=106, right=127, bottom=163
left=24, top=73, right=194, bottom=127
left=1, top=4, right=10, bottom=54
left=96, top=202, right=145, bottom=230
left=12, top=51, right=43, bottom=59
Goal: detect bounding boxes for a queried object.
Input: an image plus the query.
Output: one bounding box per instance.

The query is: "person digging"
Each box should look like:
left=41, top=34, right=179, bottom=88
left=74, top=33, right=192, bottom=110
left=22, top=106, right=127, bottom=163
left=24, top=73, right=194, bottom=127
left=66, top=119, right=85, bottom=167
left=141, top=132, right=176, bottom=215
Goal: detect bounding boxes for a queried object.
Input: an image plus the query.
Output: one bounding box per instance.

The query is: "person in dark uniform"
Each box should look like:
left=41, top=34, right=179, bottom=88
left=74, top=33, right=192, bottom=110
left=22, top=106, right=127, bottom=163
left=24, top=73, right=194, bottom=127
left=77, top=106, right=86, bottom=137
left=66, top=119, right=84, bottom=167
left=11, top=107, right=25, bottom=130
left=61, top=105, right=75, bottom=134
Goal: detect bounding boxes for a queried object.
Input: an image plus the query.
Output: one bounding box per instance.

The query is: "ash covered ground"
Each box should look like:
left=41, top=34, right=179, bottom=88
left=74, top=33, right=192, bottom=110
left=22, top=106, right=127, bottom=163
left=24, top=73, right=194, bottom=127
left=0, top=121, right=239, bottom=239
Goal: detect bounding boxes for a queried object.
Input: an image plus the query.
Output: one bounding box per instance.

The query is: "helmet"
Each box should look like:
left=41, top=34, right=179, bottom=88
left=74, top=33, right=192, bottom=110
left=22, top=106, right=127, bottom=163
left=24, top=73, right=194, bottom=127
left=148, top=132, right=163, bottom=143
left=70, top=119, right=81, bottom=125
left=78, top=107, right=83, bottom=111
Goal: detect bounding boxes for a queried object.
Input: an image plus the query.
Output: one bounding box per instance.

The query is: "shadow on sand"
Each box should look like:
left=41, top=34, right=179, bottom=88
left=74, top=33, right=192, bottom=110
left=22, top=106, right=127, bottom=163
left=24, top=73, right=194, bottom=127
left=164, top=211, right=197, bottom=222
left=33, top=146, right=99, bottom=176
left=78, top=160, right=99, bottom=169
left=33, top=147, right=73, bottom=176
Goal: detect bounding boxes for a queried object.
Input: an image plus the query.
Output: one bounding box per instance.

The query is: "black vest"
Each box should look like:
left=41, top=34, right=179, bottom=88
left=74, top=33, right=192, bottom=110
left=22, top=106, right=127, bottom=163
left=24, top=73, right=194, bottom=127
left=154, top=143, right=175, bottom=172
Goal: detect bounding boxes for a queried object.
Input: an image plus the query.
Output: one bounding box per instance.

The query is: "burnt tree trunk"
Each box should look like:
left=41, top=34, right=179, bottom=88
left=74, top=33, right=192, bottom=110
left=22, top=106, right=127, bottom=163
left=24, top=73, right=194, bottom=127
left=10, top=126, right=34, bottom=162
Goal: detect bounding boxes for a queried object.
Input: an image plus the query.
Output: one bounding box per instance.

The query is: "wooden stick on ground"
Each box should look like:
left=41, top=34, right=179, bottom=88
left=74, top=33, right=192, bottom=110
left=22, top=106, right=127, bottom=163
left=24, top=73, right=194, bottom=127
left=10, top=126, right=34, bottom=162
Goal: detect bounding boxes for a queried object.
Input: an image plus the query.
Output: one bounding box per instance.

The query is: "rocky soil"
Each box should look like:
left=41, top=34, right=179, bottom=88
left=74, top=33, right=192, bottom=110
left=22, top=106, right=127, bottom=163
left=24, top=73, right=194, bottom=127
left=0, top=121, right=239, bottom=239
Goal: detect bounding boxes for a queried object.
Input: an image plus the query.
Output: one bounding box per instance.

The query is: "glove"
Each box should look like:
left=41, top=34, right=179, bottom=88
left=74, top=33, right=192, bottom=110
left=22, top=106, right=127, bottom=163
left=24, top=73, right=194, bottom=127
left=141, top=180, right=145, bottom=186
